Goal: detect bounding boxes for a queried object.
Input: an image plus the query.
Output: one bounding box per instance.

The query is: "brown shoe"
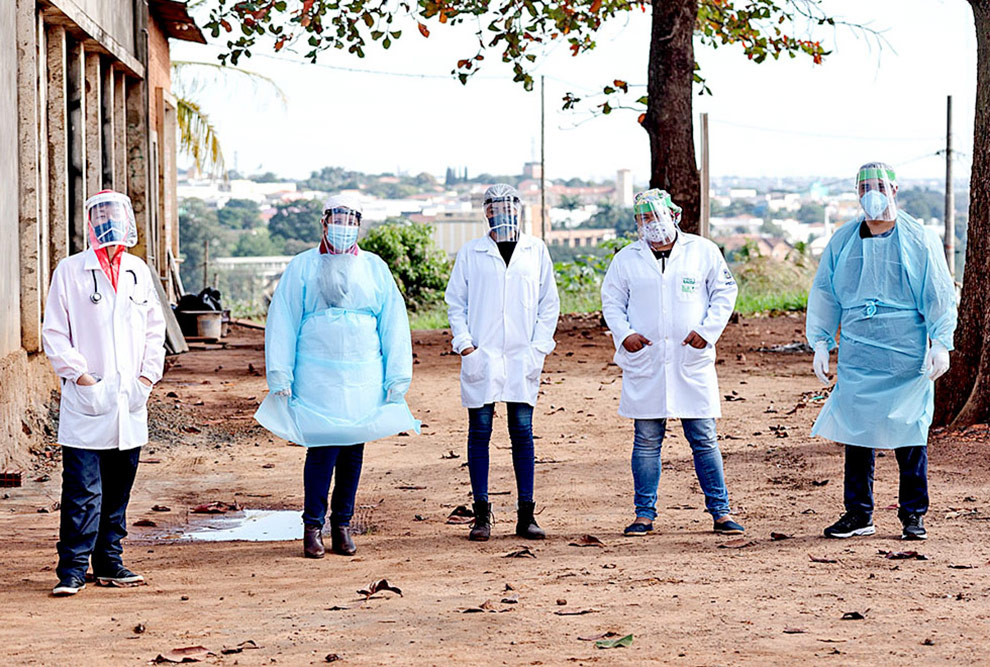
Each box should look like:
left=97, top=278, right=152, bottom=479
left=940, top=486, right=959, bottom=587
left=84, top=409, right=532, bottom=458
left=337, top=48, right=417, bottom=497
left=304, top=524, right=325, bottom=559
left=331, top=524, right=356, bottom=556
left=469, top=501, right=492, bottom=541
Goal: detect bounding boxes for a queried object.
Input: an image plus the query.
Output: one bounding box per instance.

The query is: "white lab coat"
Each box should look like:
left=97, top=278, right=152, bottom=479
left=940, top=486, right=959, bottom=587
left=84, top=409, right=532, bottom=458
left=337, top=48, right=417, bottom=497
left=601, top=235, right=737, bottom=419
left=42, top=248, right=167, bottom=450
left=445, top=233, right=560, bottom=408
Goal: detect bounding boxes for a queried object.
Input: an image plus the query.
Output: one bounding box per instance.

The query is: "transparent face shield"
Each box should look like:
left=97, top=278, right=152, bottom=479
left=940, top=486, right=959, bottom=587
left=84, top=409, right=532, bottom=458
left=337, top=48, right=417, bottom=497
left=634, top=197, right=677, bottom=246
left=85, top=191, right=137, bottom=249
left=857, top=164, right=898, bottom=222
left=322, top=207, right=362, bottom=251
left=485, top=197, right=521, bottom=242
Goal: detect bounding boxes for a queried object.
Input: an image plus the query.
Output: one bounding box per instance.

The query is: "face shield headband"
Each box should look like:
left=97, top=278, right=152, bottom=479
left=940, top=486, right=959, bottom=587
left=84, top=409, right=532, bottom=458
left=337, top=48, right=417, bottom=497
left=86, top=192, right=138, bottom=249
left=485, top=197, right=521, bottom=242
left=322, top=207, right=361, bottom=252
left=633, top=189, right=681, bottom=246
left=857, top=165, right=898, bottom=222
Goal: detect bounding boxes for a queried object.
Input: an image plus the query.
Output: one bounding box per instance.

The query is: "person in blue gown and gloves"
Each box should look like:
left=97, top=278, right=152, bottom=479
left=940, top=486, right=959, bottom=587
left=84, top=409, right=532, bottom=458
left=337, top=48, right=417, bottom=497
left=807, top=162, right=957, bottom=541
left=255, top=193, right=420, bottom=558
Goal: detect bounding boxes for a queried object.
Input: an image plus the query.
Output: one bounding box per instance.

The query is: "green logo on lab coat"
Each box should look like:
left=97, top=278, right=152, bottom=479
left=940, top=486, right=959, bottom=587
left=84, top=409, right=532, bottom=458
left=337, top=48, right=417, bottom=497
left=681, top=277, right=698, bottom=294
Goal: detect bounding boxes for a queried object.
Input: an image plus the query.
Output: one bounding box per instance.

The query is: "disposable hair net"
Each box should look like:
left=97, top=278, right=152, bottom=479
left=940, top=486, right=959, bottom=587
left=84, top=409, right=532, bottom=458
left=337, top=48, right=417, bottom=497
left=484, top=183, right=521, bottom=243
left=86, top=190, right=137, bottom=249
left=633, top=189, right=681, bottom=246
left=857, top=162, right=898, bottom=222
left=322, top=193, right=362, bottom=251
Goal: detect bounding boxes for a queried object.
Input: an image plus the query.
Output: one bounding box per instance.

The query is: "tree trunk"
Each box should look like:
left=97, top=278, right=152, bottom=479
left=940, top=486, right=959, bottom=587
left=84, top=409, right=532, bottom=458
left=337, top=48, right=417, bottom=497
left=644, top=0, right=701, bottom=234
left=933, top=0, right=990, bottom=428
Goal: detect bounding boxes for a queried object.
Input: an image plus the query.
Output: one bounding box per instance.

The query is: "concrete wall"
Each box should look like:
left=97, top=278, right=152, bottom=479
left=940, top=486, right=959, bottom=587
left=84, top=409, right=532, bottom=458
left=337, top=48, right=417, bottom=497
left=1, top=0, right=21, bottom=357
left=68, top=0, right=135, bottom=55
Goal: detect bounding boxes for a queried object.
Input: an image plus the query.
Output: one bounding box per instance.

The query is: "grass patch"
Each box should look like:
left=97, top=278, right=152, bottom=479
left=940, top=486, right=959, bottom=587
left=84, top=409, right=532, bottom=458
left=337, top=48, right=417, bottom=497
left=409, top=302, right=449, bottom=330
left=560, top=289, right=601, bottom=314
left=734, top=288, right=808, bottom=315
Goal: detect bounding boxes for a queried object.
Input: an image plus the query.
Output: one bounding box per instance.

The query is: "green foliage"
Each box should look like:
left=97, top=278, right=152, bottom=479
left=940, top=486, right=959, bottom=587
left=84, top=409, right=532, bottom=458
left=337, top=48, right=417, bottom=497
left=232, top=227, right=283, bottom=257
left=580, top=202, right=635, bottom=234
left=795, top=202, right=825, bottom=224
left=731, top=252, right=816, bottom=315
left=760, top=218, right=785, bottom=237
left=178, top=198, right=237, bottom=292
left=269, top=198, right=325, bottom=247
left=218, top=198, right=263, bottom=229
left=359, top=222, right=451, bottom=310
left=206, top=0, right=836, bottom=102
left=734, top=288, right=808, bottom=315
left=898, top=187, right=946, bottom=223
left=558, top=194, right=583, bottom=211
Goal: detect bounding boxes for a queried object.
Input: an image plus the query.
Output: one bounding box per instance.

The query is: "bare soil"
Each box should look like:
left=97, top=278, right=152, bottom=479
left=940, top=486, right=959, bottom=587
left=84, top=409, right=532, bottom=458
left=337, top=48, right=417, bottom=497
left=2, top=316, right=989, bottom=666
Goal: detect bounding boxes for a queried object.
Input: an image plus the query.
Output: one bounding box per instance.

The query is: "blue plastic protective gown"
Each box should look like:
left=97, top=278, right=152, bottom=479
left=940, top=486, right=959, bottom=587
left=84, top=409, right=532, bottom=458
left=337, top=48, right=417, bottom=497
left=254, top=249, right=420, bottom=446
left=806, top=211, right=957, bottom=449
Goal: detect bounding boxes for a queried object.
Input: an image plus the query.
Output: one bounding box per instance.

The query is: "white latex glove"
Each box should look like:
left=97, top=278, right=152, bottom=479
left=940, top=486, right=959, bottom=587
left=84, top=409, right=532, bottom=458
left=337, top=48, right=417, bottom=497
left=924, top=341, right=950, bottom=381
left=812, top=341, right=831, bottom=385
left=274, top=388, right=291, bottom=398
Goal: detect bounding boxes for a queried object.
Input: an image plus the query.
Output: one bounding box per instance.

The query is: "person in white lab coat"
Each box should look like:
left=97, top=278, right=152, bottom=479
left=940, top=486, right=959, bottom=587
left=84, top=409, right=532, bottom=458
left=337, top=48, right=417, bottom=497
left=601, top=189, right=744, bottom=537
left=42, top=190, right=166, bottom=597
left=445, top=184, right=560, bottom=541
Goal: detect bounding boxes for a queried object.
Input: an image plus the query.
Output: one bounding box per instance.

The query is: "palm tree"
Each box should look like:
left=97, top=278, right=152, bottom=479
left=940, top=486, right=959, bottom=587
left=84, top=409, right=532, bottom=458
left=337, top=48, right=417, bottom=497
left=171, top=61, right=287, bottom=180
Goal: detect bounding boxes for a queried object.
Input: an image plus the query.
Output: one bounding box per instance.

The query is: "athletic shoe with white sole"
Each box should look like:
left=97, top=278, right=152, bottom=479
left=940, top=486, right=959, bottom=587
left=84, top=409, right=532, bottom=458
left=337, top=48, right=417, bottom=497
left=823, top=512, right=876, bottom=539
left=95, top=566, right=145, bottom=586
left=52, top=577, right=86, bottom=597
left=900, top=513, right=928, bottom=540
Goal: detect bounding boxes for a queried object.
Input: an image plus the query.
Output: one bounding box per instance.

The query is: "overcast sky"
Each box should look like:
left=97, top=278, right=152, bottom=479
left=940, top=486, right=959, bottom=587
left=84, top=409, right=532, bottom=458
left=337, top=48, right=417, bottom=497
left=173, top=0, right=978, bottom=185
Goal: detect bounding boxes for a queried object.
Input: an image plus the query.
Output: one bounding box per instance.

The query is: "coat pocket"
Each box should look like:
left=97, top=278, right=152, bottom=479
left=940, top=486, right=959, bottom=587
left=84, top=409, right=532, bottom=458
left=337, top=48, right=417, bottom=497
left=128, top=378, right=153, bottom=412
left=460, top=348, right=487, bottom=383
left=524, top=346, right=546, bottom=382
left=67, top=379, right=113, bottom=417
left=614, top=346, right=654, bottom=377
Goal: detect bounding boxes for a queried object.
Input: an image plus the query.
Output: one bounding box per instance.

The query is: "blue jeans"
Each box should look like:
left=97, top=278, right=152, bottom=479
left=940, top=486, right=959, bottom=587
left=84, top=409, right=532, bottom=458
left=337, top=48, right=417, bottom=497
left=632, top=418, right=731, bottom=520
left=302, top=445, right=364, bottom=529
left=844, top=445, right=928, bottom=517
left=467, top=402, right=535, bottom=503
left=57, top=446, right=141, bottom=581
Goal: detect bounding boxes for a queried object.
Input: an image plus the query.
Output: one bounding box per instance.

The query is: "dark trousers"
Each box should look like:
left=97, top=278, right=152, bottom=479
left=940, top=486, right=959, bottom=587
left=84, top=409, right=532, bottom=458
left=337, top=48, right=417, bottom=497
left=302, top=444, right=364, bottom=529
left=467, top=402, right=535, bottom=504
left=844, top=444, right=929, bottom=518
left=57, top=446, right=141, bottom=580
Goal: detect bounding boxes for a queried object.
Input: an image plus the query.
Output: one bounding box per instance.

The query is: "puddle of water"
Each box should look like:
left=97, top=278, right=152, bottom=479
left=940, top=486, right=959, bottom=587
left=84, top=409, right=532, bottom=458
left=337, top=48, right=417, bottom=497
left=181, top=509, right=302, bottom=542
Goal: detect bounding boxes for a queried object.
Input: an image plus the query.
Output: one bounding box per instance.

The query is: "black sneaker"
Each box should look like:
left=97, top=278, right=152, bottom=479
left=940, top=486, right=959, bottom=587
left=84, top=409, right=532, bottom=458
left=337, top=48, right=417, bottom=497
left=95, top=566, right=145, bottom=587
left=823, top=512, right=875, bottom=539
left=713, top=518, right=745, bottom=535
left=623, top=521, right=654, bottom=536
left=901, top=514, right=927, bottom=541
left=52, top=576, right=86, bottom=597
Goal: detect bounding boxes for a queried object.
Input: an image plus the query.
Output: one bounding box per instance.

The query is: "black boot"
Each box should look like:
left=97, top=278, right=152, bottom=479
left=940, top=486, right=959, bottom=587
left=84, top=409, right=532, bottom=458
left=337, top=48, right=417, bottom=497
left=330, top=524, right=357, bottom=556
left=515, top=501, right=545, bottom=540
left=303, top=524, right=325, bottom=559
left=469, top=501, right=492, bottom=541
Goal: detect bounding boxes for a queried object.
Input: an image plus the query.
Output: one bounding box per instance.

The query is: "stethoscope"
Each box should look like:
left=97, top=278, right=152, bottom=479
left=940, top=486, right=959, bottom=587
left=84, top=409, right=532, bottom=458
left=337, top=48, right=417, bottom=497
left=89, top=269, right=147, bottom=305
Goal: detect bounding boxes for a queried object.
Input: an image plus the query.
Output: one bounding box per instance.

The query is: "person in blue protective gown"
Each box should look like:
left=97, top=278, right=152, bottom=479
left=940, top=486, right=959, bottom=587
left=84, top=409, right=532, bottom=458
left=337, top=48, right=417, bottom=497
left=255, top=193, right=420, bottom=558
left=806, top=162, right=957, bottom=541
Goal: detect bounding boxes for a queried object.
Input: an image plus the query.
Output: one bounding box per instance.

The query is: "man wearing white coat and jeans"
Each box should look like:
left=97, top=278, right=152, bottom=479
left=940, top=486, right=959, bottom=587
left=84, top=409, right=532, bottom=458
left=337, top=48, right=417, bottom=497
left=445, top=184, right=560, bottom=541
left=601, top=189, right=744, bottom=537
left=42, top=190, right=166, bottom=596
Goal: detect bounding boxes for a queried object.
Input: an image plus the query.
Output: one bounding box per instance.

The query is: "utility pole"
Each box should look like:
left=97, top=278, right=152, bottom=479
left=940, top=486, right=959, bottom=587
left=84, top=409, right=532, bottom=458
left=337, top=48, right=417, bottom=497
left=203, top=238, right=209, bottom=289
left=540, top=75, right=547, bottom=241
left=699, top=112, right=710, bottom=239
left=944, top=95, right=955, bottom=278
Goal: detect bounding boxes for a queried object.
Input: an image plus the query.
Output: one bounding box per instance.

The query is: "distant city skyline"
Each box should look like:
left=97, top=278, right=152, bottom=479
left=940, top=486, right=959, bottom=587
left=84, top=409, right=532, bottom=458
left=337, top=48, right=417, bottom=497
left=173, top=0, right=977, bottom=184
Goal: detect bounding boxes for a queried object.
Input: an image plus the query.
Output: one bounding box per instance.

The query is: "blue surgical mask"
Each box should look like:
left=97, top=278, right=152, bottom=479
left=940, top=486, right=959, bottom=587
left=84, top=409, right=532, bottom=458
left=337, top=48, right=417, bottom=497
left=860, top=191, right=891, bottom=220
left=325, top=224, right=359, bottom=252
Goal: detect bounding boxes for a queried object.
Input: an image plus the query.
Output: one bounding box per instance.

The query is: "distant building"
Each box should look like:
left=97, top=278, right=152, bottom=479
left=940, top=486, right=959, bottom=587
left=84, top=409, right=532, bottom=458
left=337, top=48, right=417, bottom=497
left=547, top=228, right=616, bottom=249
left=1, top=0, right=203, bottom=466
left=614, top=169, right=633, bottom=208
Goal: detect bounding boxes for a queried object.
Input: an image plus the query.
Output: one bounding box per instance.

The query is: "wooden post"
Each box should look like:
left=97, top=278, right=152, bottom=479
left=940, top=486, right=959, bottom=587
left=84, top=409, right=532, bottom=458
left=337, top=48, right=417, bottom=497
left=699, top=112, right=710, bottom=239
left=944, top=95, right=955, bottom=277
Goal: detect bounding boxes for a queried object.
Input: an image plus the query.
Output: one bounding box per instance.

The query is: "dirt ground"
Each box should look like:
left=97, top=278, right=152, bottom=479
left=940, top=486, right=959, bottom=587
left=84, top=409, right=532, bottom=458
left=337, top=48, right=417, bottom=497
left=2, top=315, right=990, bottom=666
